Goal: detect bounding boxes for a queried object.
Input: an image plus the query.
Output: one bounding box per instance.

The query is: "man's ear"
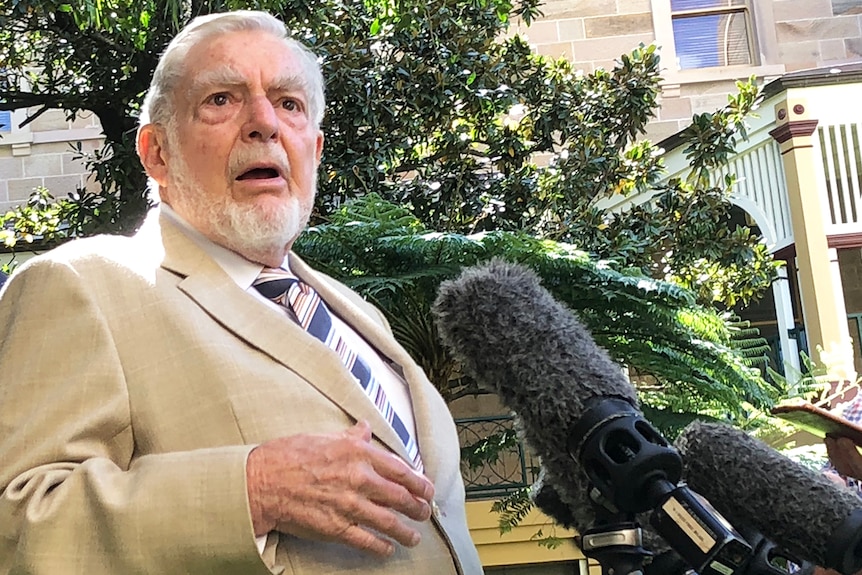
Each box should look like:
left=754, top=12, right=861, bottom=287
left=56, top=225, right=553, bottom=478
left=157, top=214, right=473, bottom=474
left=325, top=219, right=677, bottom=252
left=137, top=124, right=170, bottom=187
left=315, top=131, right=324, bottom=164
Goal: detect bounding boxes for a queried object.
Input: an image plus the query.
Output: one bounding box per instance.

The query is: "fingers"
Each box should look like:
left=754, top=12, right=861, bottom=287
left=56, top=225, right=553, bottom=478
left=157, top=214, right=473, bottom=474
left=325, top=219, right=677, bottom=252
left=277, top=456, right=425, bottom=555
left=823, top=470, right=849, bottom=487
left=367, top=452, right=434, bottom=507
left=246, top=424, right=436, bottom=556
left=286, top=500, right=406, bottom=556
left=337, top=522, right=395, bottom=557
left=344, top=420, right=434, bottom=519
left=332, top=490, right=423, bottom=549
left=825, top=436, right=862, bottom=480
left=344, top=455, right=432, bottom=523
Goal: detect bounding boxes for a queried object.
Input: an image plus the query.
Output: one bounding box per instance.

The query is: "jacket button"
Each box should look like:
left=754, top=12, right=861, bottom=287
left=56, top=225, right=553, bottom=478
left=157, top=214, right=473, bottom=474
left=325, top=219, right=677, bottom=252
left=432, top=501, right=444, bottom=518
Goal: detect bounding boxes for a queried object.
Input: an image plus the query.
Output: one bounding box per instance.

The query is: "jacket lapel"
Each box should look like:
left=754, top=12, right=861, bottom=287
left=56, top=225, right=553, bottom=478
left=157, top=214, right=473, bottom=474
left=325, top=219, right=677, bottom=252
left=152, top=212, right=410, bottom=461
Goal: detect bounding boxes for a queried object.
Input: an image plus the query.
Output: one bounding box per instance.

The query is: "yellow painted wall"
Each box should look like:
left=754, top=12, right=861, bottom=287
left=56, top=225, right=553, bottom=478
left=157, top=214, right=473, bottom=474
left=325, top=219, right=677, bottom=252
left=466, top=500, right=586, bottom=567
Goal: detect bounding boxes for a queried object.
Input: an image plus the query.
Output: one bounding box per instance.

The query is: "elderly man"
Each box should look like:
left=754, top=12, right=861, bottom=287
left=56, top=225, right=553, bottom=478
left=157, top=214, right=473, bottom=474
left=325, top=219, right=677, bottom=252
left=0, top=11, right=482, bottom=575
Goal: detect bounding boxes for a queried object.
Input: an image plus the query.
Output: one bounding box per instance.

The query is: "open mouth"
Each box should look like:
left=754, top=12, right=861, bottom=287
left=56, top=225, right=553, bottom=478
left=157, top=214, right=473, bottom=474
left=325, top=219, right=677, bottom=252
left=236, top=167, right=281, bottom=180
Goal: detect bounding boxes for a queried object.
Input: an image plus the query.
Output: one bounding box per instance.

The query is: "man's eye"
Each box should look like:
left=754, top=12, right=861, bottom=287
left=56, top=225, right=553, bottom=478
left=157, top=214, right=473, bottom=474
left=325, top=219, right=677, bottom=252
left=210, top=93, right=230, bottom=106
left=282, top=99, right=299, bottom=111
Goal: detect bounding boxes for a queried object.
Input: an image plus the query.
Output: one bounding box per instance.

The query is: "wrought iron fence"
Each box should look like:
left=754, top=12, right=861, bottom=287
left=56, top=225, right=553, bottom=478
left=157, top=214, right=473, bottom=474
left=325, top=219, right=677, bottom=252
left=455, top=414, right=541, bottom=500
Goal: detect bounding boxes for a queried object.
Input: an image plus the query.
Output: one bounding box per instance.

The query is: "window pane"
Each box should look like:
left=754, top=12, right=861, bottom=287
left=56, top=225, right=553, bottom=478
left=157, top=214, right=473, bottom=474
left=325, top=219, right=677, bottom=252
left=671, top=0, right=746, bottom=11
left=0, top=111, right=10, bottom=133
left=672, top=12, right=752, bottom=69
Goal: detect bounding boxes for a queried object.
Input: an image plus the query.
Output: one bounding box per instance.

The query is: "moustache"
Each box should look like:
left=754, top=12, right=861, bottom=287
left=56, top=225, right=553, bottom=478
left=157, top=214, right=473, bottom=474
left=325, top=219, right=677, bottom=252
left=228, top=145, right=291, bottom=180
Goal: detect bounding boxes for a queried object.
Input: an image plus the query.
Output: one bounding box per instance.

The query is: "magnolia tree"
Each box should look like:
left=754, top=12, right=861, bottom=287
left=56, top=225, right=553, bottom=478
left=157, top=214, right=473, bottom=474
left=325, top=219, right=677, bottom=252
left=1, top=0, right=776, bottom=308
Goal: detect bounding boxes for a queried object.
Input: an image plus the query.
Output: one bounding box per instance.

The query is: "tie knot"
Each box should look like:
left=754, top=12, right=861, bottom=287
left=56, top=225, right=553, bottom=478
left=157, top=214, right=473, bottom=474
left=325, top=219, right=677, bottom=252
left=253, top=268, right=298, bottom=303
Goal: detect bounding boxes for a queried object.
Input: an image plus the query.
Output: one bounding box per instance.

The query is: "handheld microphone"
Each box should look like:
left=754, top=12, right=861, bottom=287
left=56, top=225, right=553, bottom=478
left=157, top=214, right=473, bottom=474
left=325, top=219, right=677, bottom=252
left=676, top=421, right=862, bottom=575
left=432, top=259, right=752, bottom=575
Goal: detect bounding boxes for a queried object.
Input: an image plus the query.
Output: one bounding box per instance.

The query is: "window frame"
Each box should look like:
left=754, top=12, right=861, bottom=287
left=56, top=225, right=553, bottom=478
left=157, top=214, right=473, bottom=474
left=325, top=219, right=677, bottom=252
left=0, top=70, right=12, bottom=134
left=670, top=0, right=757, bottom=70
left=650, top=0, right=784, bottom=85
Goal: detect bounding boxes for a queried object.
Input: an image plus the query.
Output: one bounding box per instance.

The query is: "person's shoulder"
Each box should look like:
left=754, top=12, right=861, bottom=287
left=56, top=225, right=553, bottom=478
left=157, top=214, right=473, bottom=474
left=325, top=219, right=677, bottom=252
left=30, top=231, right=153, bottom=269
left=11, top=219, right=164, bottom=286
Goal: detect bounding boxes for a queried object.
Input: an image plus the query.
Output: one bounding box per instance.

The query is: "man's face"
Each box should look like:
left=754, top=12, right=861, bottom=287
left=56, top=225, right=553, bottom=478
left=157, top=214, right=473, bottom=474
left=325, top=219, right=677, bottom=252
left=144, top=30, right=324, bottom=266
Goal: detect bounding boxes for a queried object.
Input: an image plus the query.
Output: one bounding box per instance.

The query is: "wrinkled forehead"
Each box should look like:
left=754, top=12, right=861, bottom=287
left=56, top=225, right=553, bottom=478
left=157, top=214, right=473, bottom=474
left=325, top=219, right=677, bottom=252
left=177, top=31, right=310, bottom=99
left=187, top=66, right=309, bottom=98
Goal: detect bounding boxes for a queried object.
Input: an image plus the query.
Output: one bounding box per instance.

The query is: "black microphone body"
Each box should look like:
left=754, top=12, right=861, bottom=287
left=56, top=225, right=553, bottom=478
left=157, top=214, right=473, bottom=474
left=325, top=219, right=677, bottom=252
left=676, top=421, right=862, bottom=575
left=533, top=465, right=668, bottom=575
left=532, top=464, right=673, bottom=550
left=535, top=469, right=813, bottom=575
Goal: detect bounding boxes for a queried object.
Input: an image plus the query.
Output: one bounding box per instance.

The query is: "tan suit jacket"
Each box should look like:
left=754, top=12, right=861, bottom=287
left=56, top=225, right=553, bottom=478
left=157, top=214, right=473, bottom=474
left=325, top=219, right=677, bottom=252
left=0, top=210, right=483, bottom=575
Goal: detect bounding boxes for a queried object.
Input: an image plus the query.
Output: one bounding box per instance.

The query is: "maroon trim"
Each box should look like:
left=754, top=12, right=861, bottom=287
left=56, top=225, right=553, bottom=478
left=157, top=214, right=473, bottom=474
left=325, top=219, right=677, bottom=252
left=773, top=244, right=796, bottom=261
left=772, top=234, right=862, bottom=260
left=829, top=232, right=862, bottom=250
left=769, top=119, right=820, bottom=144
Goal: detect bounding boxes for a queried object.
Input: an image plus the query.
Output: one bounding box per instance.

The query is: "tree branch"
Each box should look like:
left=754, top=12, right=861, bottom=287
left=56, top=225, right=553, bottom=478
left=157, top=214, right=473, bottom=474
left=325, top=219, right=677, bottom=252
left=17, top=105, right=49, bottom=129
left=0, top=90, right=90, bottom=113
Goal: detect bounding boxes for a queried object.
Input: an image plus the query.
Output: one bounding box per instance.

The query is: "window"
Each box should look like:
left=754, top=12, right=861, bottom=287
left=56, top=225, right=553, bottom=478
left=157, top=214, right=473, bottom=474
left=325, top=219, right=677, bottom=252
left=671, top=0, right=754, bottom=70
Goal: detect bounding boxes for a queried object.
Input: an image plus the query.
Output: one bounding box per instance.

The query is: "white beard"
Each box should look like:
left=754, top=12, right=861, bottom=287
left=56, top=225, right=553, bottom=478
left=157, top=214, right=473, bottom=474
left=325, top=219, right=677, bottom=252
left=164, top=135, right=314, bottom=265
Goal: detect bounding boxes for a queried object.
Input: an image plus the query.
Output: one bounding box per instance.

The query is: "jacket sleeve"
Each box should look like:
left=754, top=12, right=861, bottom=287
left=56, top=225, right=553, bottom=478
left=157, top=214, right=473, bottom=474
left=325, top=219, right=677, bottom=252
left=0, top=257, right=273, bottom=575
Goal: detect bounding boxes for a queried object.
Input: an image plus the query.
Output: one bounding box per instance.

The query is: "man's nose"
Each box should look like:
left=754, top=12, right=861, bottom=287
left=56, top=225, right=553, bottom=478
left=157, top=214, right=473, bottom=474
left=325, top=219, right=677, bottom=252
left=243, top=96, right=279, bottom=142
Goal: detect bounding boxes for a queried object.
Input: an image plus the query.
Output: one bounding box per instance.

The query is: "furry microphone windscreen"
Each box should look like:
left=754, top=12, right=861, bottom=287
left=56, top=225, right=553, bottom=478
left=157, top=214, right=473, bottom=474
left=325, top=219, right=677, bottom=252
left=676, top=421, right=862, bottom=573
left=432, top=259, right=640, bottom=538
left=432, top=257, right=638, bottom=429
left=530, top=464, right=620, bottom=535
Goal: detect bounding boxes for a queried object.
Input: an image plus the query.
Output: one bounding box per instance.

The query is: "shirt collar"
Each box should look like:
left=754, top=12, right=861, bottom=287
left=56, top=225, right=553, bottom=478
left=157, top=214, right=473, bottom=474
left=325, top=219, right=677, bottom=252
left=159, top=203, right=291, bottom=290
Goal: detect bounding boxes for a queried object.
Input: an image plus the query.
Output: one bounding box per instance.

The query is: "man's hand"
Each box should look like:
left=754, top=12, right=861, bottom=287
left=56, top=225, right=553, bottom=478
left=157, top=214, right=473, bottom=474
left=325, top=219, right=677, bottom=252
left=246, top=421, right=434, bottom=556
left=813, top=568, right=862, bottom=575
left=825, top=435, right=862, bottom=481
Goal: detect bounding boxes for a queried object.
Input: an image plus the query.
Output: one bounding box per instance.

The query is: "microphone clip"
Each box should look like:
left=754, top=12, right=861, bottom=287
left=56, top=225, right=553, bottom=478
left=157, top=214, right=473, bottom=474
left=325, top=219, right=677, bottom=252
left=580, top=520, right=652, bottom=575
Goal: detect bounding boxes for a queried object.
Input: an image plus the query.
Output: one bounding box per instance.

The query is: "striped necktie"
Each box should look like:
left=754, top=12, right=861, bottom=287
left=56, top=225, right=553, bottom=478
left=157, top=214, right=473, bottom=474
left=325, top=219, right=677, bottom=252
left=253, top=268, right=423, bottom=472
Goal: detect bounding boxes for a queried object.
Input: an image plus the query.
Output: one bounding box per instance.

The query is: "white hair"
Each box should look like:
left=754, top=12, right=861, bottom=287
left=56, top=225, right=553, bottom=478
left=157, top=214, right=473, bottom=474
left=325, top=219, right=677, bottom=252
left=139, top=10, right=325, bottom=129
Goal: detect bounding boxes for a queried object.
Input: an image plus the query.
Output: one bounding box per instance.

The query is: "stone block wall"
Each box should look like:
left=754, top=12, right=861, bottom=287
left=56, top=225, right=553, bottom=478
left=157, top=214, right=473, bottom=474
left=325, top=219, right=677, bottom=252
left=0, top=108, right=104, bottom=214
left=513, top=0, right=862, bottom=143
left=775, top=0, right=862, bottom=70
left=509, top=0, right=653, bottom=73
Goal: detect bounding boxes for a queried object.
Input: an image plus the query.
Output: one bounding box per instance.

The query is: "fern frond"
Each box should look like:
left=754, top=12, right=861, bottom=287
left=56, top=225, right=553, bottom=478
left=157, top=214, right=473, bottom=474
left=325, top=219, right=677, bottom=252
left=491, top=488, right=533, bottom=534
